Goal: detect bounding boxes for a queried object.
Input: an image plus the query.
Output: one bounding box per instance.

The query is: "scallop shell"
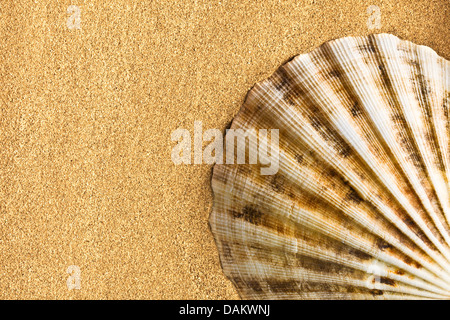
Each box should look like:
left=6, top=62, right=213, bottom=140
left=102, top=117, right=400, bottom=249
left=209, top=34, right=450, bottom=300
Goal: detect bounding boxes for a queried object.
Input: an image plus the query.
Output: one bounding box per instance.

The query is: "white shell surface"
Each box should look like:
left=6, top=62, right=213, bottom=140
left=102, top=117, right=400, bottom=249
left=210, top=34, right=450, bottom=299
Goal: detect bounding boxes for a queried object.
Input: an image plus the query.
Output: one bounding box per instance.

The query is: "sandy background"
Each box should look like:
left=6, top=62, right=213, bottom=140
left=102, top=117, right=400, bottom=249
left=0, top=0, right=448, bottom=299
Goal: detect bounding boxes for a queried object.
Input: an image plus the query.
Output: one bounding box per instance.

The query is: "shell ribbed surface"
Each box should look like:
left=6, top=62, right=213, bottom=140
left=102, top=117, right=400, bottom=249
left=209, top=34, right=450, bottom=299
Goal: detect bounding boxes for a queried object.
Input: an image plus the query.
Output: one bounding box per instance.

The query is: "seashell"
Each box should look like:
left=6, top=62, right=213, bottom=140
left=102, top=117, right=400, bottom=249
left=209, top=34, right=450, bottom=300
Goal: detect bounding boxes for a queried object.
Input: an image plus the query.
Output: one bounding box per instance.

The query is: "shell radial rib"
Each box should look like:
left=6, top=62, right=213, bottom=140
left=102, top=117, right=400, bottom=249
left=209, top=34, right=450, bottom=300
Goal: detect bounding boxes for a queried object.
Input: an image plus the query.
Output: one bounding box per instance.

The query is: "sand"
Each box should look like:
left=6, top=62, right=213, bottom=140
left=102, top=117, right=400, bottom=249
left=0, top=0, right=448, bottom=299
